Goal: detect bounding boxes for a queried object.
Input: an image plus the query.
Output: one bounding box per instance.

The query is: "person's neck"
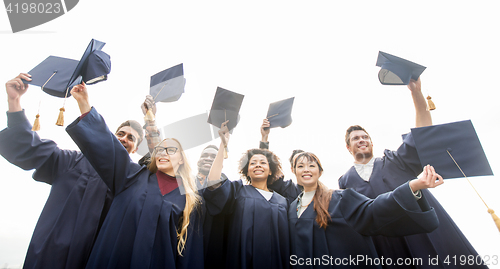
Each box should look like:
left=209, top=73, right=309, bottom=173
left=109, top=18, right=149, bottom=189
left=303, top=185, right=317, bottom=193
left=197, top=172, right=207, bottom=184
left=158, top=169, right=176, bottom=178
left=252, top=180, right=269, bottom=192
left=354, top=155, right=373, bottom=165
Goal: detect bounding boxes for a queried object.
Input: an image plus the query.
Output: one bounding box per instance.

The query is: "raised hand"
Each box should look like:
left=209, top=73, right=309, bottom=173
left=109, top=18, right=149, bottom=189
left=219, top=120, right=230, bottom=148
left=261, top=118, right=270, bottom=142
left=141, top=95, right=156, bottom=116
left=407, top=77, right=422, bottom=93
left=409, top=165, right=444, bottom=192
left=70, top=82, right=91, bottom=114
left=6, top=73, right=32, bottom=113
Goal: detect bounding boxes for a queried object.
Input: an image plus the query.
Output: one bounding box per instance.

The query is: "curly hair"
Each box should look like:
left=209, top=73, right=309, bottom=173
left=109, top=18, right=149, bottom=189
left=238, top=148, right=283, bottom=185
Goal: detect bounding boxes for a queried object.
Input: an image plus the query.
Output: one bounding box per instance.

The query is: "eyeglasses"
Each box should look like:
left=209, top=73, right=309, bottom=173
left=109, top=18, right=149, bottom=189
left=154, top=146, right=178, bottom=155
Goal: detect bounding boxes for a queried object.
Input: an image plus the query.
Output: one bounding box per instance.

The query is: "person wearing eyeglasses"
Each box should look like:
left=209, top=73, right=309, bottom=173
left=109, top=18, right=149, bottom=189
left=0, top=74, right=143, bottom=269
left=66, top=82, right=204, bottom=269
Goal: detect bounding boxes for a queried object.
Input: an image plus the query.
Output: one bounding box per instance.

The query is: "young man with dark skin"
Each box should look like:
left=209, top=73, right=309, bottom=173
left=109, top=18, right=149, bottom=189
left=195, top=145, right=218, bottom=187
left=0, top=73, right=143, bottom=269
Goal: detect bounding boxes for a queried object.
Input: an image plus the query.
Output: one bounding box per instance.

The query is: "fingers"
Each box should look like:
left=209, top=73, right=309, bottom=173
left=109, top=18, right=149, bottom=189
left=434, top=173, right=444, bottom=187
left=221, top=120, right=229, bottom=130
left=424, top=164, right=444, bottom=188
left=17, top=73, right=31, bottom=81
left=7, top=73, right=31, bottom=91
left=70, top=83, right=87, bottom=96
left=70, top=84, right=82, bottom=94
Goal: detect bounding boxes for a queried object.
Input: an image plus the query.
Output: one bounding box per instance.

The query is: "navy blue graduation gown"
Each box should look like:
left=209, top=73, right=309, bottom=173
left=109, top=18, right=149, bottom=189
left=196, top=176, right=229, bottom=269
left=338, top=133, right=487, bottom=269
left=203, top=178, right=290, bottom=269
left=66, top=108, right=204, bottom=269
left=289, top=182, right=439, bottom=269
left=0, top=110, right=112, bottom=269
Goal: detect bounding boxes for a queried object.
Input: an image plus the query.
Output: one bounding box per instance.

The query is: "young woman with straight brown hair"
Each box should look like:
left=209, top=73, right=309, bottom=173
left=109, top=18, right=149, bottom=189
left=276, top=152, right=445, bottom=268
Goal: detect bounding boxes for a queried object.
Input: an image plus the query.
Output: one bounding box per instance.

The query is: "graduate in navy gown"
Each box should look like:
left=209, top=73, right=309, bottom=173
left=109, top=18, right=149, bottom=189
left=286, top=152, right=441, bottom=269
left=0, top=74, right=143, bottom=269
left=192, top=145, right=230, bottom=269
left=338, top=78, right=487, bottom=268
left=65, top=83, right=204, bottom=269
left=203, top=121, right=290, bottom=269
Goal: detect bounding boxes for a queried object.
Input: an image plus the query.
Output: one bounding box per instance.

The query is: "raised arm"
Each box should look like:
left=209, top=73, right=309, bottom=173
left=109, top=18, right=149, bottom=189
left=408, top=78, right=432, bottom=128
left=6, top=73, right=30, bottom=112
left=260, top=118, right=270, bottom=149
left=0, top=74, right=81, bottom=183
left=342, top=165, right=443, bottom=237
left=141, top=95, right=161, bottom=154
left=67, top=83, right=142, bottom=194
left=207, top=120, right=229, bottom=187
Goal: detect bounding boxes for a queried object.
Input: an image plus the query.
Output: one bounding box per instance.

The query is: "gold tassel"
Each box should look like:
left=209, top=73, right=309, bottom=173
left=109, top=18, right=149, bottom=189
left=224, top=147, right=229, bottom=159
left=144, top=108, right=155, bottom=121
left=56, top=107, right=65, bottom=126
left=488, top=209, right=500, bottom=232
left=447, top=150, right=499, bottom=233
left=32, top=114, right=40, bottom=131
left=427, top=95, right=436, bottom=110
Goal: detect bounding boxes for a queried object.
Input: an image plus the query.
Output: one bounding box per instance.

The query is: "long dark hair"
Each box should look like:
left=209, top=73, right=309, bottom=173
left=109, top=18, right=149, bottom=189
left=292, top=152, right=332, bottom=229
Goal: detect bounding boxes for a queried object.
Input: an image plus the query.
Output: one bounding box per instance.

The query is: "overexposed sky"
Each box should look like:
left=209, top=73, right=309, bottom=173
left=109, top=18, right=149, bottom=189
left=0, top=1, right=499, bottom=268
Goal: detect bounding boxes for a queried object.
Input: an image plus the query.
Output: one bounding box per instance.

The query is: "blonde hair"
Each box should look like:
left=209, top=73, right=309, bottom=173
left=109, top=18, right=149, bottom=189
left=148, top=138, right=201, bottom=255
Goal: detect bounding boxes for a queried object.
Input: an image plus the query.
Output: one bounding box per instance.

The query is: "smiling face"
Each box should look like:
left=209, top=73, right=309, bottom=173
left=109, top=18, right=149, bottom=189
left=346, top=130, right=374, bottom=163
left=294, top=155, right=322, bottom=192
left=115, top=126, right=140, bottom=154
left=197, top=147, right=218, bottom=176
left=155, top=139, right=184, bottom=176
left=247, top=154, right=272, bottom=183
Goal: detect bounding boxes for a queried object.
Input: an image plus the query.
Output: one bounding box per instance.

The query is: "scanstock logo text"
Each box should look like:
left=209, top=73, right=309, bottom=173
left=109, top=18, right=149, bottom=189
left=4, top=0, right=78, bottom=33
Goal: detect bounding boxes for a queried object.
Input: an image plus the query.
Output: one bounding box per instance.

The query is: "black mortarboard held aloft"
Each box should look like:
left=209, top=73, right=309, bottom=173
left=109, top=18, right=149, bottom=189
left=24, top=39, right=111, bottom=130
left=411, top=120, right=499, bottom=231
left=266, top=97, right=295, bottom=129
left=144, top=63, right=186, bottom=121
left=207, top=87, right=245, bottom=158
left=376, top=51, right=435, bottom=111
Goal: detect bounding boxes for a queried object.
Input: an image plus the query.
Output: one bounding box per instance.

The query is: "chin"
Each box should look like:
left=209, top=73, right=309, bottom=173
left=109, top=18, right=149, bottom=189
left=251, top=176, right=268, bottom=182
left=157, top=164, right=172, bottom=171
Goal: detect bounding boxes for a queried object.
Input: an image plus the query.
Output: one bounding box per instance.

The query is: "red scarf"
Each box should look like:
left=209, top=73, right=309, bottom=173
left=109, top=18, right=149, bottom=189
left=156, top=171, right=179, bottom=195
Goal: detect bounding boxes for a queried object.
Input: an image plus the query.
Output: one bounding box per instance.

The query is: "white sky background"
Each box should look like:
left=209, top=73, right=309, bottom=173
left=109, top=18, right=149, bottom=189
left=0, top=1, right=499, bottom=267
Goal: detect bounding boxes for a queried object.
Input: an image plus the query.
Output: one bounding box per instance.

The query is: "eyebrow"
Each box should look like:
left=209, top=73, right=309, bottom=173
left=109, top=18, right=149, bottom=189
left=117, top=131, right=137, bottom=142
left=351, top=134, right=369, bottom=139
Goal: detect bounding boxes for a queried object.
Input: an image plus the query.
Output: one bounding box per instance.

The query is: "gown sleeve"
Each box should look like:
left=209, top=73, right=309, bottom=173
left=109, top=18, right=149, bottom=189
left=202, top=176, right=242, bottom=216
left=339, top=182, right=439, bottom=237
left=268, top=176, right=302, bottom=205
left=0, top=110, right=81, bottom=184
left=66, top=107, right=143, bottom=195
left=384, top=132, right=423, bottom=178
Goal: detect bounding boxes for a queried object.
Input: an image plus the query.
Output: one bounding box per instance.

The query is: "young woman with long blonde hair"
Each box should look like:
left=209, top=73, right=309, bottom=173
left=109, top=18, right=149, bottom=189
left=67, top=83, right=205, bottom=269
